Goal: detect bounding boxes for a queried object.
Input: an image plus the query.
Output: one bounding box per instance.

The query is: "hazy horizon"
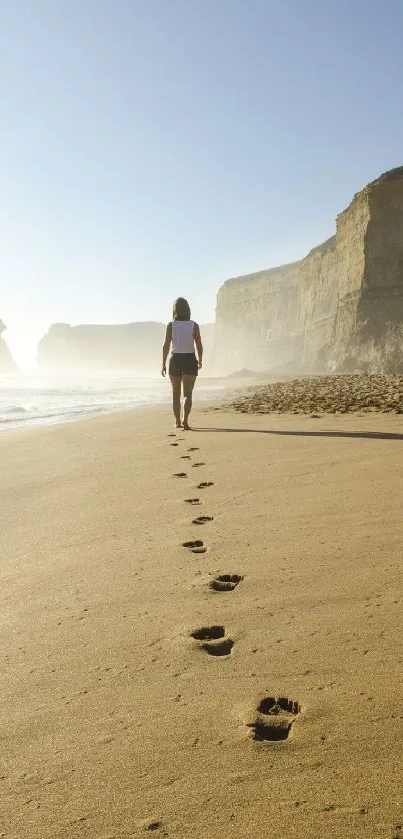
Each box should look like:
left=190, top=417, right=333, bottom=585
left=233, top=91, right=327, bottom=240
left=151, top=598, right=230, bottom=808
left=2, top=0, right=403, bottom=368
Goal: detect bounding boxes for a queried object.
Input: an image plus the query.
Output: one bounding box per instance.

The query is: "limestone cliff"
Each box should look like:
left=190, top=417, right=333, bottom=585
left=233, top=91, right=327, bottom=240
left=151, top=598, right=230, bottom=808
left=214, top=167, right=403, bottom=373
left=37, top=321, right=214, bottom=372
left=0, top=320, right=18, bottom=373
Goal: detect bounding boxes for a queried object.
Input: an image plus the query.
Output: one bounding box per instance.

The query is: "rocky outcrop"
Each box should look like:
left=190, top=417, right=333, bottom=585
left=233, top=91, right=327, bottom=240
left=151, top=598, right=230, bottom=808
left=214, top=167, right=403, bottom=374
left=0, top=320, right=18, bottom=373
left=37, top=321, right=214, bottom=373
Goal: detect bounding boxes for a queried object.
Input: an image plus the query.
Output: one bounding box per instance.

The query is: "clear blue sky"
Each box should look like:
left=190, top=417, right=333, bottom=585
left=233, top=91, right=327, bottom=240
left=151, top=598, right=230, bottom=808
left=1, top=0, right=403, bottom=366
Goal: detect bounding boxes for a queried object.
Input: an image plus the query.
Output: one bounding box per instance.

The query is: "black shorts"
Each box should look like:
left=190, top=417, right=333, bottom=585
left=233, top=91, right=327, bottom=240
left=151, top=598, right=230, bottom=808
left=169, top=353, right=199, bottom=377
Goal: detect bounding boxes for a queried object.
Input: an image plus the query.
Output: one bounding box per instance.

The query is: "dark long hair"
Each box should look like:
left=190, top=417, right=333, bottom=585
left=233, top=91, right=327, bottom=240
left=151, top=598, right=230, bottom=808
left=173, top=297, right=191, bottom=321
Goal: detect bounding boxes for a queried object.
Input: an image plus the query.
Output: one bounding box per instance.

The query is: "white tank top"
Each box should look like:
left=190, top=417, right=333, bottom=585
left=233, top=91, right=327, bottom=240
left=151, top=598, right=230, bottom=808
left=171, top=320, right=195, bottom=354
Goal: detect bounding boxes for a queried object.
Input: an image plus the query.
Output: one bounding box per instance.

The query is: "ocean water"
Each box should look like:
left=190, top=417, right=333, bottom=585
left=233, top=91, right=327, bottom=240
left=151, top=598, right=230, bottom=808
left=0, top=373, right=230, bottom=432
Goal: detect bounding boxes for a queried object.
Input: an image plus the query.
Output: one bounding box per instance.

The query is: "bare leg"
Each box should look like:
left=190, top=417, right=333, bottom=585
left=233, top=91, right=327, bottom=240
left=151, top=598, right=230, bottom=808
left=169, top=376, right=182, bottom=427
left=182, top=375, right=197, bottom=430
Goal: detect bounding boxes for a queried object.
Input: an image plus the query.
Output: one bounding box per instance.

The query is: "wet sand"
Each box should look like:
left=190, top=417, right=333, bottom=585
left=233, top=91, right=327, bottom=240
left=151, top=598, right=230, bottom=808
left=1, top=404, right=403, bottom=838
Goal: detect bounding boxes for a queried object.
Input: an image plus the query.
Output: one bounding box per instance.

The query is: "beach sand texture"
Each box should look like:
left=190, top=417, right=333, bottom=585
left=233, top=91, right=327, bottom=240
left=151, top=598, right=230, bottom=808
left=1, top=404, right=403, bottom=838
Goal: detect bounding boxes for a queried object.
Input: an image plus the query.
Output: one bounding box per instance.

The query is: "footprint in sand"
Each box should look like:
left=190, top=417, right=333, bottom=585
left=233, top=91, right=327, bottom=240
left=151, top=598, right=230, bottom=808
left=192, top=515, right=214, bottom=525
left=188, top=447, right=199, bottom=452
left=197, top=481, right=214, bottom=489
left=170, top=442, right=179, bottom=447
left=192, top=462, right=206, bottom=468
left=182, top=539, right=207, bottom=554
left=173, top=472, right=188, bottom=478
left=184, top=498, right=201, bottom=505
left=181, top=455, right=191, bottom=460
left=167, top=433, right=176, bottom=437
left=248, top=696, right=301, bottom=741
left=190, top=625, right=234, bottom=656
left=210, top=574, right=243, bottom=592
left=145, top=821, right=163, bottom=832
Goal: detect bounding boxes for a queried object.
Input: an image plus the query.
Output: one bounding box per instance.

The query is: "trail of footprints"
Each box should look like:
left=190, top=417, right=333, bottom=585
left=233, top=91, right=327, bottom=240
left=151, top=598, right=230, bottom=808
left=168, top=431, right=301, bottom=742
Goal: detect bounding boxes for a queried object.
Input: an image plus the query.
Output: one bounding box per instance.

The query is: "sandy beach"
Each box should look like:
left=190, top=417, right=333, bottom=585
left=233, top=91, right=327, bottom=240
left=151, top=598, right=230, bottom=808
left=1, top=401, right=403, bottom=838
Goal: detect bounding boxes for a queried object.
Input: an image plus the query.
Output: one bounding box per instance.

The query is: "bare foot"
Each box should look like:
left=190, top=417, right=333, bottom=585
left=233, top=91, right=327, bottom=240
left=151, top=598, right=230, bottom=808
left=182, top=422, right=191, bottom=431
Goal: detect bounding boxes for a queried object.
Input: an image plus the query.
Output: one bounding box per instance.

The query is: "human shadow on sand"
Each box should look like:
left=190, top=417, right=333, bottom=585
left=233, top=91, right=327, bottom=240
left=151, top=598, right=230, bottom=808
left=193, top=427, right=403, bottom=441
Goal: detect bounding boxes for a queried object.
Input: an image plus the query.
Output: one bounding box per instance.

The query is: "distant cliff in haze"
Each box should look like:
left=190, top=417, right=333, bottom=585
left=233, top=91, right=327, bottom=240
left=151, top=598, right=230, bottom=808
left=37, top=321, right=214, bottom=373
left=0, top=320, right=18, bottom=373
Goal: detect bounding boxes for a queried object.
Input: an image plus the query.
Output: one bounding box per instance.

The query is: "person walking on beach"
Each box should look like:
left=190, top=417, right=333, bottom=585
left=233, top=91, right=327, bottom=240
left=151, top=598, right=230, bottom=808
left=161, top=298, right=203, bottom=430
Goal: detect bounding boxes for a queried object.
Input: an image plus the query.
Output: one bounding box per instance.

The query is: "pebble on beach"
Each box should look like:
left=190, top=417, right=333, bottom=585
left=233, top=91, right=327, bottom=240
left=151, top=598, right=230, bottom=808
left=222, top=373, right=403, bottom=415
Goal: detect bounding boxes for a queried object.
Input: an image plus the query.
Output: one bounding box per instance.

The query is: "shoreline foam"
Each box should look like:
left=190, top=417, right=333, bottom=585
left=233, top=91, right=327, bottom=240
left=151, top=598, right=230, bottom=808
left=0, top=374, right=249, bottom=433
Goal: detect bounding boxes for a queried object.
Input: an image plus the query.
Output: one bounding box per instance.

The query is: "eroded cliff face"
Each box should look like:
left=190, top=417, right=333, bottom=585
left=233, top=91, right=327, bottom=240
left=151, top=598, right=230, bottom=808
left=0, top=320, right=18, bottom=373
left=215, top=262, right=301, bottom=371
left=214, top=167, right=403, bottom=374
left=37, top=321, right=214, bottom=373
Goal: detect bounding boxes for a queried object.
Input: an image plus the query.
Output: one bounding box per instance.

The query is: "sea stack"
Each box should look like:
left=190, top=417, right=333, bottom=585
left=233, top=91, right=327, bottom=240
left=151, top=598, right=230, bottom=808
left=0, top=320, right=18, bottom=373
